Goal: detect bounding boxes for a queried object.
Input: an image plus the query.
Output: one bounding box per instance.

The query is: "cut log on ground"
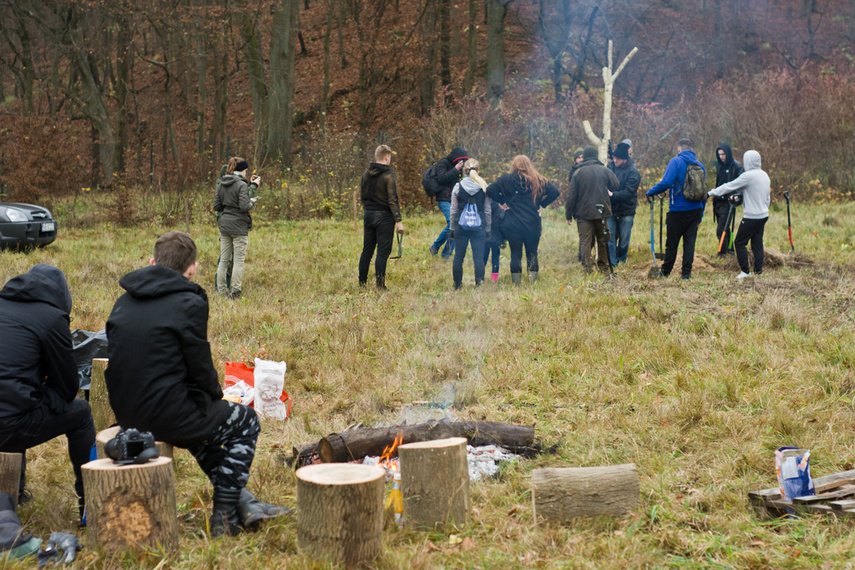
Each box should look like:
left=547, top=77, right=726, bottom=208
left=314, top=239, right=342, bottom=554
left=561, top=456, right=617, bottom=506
left=82, top=457, right=178, bottom=554
left=532, top=464, right=640, bottom=522
left=317, top=420, right=538, bottom=463
left=0, top=452, right=22, bottom=505
left=90, top=358, right=116, bottom=432
left=398, top=437, right=470, bottom=529
left=95, top=426, right=174, bottom=461
left=296, top=464, right=385, bottom=568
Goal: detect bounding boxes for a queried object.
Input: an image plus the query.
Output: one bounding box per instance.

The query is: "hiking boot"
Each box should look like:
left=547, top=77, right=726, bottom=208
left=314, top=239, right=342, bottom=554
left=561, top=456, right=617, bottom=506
left=529, top=271, right=538, bottom=283
left=229, top=290, right=242, bottom=300
left=736, top=271, right=751, bottom=279
left=376, top=276, right=387, bottom=290
left=210, top=488, right=243, bottom=537
left=237, top=488, right=293, bottom=530
left=511, top=272, right=522, bottom=286
left=428, top=245, right=438, bottom=256
left=681, top=274, right=691, bottom=280
left=490, top=272, right=499, bottom=283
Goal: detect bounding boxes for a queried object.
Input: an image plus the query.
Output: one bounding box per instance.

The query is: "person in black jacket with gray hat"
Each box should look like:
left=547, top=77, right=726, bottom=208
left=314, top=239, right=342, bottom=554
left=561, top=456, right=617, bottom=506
left=607, top=142, right=641, bottom=265
left=0, top=265, right=95, bottom=519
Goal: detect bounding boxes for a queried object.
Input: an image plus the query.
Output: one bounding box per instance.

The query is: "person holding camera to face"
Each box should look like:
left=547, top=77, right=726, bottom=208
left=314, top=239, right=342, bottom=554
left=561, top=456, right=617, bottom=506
left=213, top=157, right=261, bottom=300
left=106, top=232, right=290, bottom=537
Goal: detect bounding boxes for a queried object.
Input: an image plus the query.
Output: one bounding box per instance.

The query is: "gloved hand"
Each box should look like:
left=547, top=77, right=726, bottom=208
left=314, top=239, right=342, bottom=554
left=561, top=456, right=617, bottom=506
left=37, top=533, right=82, bottom=567
left=646, top=194, right=654, bottom=204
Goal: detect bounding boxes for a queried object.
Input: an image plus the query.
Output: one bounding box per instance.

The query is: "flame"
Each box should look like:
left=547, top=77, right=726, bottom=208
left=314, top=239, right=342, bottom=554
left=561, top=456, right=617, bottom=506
left=379, top=431, right=404, bottom=471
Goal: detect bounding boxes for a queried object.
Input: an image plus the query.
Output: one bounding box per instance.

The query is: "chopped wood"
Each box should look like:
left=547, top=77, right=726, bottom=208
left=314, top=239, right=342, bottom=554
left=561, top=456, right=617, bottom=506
left=750, top=468, right=855, bottom=520
left=313, top=420, right=538, bottom=464
left=792, top=485, right=855, bottom=504
left=830, top=500, right=855, bottom=511
left=532, top=464, right=640, bottom=522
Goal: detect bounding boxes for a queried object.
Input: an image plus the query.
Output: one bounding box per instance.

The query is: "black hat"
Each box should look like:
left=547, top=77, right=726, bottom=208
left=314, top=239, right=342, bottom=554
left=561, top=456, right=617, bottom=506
left=448, top=147, right=469, bottom=164
left=234, top=160, right=249, bottom=172
left=582, top=145, right=598, bottom=160
left=614, top=143, right=630, bottom=160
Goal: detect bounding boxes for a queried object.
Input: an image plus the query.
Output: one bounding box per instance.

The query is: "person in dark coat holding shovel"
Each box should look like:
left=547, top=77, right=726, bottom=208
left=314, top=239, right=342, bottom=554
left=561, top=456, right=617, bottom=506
left=106, top=231, right=289, bottom=537
left=565, top=146, right=620, bottom=273
left=713, top=143, right=744, bottom=256
left=359, top=144, right=404, bottom=291
left=0, top=265, right=95, bottom=520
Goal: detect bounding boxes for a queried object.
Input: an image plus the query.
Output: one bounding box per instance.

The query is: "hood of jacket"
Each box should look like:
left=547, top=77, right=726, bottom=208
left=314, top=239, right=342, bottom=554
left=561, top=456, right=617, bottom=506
left=0, top=264, right=71, bottom=313
left=446, top=147, right=469, bottom=165
left=367, top=162, right=391, bottom=177
left=460, top=176, right=484, bottom=195
left=119, top=264, right=203, bottom=301
left=219, top=173, right=245, bottom=189
left=743, top=150, right=761, bottom=171
left=716, top=143, right=735, bottom=167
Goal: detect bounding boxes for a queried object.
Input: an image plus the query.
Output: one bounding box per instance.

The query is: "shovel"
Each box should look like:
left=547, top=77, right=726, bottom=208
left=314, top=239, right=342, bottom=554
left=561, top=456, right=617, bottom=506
left=783, top=190, right=794, bottom=251
left=648, top=199, right=663, bottom=278
left=390, top=233, right=403, bottom=259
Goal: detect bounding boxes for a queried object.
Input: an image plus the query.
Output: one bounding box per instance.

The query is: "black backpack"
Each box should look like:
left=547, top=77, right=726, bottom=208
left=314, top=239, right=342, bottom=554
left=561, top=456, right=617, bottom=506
left=421, top=162, right=444, bottom=198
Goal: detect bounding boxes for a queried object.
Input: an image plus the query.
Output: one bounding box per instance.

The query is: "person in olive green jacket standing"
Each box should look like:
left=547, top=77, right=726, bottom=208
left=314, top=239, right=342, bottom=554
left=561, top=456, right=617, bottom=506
left=213, top=156, right=260, bottom=299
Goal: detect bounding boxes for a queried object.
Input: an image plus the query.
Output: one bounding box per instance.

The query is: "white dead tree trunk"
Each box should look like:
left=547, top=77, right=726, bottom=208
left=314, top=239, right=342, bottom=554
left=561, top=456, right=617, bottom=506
left=582, top=41, right=639, bottom=163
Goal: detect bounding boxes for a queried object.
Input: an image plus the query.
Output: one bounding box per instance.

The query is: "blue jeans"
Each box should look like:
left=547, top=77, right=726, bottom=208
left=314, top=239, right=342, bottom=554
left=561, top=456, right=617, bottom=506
left=606, top=215, right=634, bottom=265
left=431, top=201, right=455, bottom=258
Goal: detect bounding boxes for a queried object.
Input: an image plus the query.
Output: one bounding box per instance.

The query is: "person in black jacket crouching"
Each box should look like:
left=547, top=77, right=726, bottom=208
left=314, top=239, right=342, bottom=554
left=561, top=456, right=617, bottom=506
left=0, top=265, right=95, bottom=520
left=487, top=155, right=560, bottom=284
left=105, top=231, right=289, bottom=537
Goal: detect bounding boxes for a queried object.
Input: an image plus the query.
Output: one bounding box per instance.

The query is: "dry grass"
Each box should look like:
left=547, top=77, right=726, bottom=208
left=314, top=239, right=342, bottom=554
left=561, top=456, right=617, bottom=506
left=2, top=196, right=855, bottom=568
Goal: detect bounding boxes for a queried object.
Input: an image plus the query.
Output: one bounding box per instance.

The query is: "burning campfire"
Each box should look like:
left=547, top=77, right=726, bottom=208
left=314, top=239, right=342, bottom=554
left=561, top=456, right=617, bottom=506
left=361, top=430, right=403, bottom=479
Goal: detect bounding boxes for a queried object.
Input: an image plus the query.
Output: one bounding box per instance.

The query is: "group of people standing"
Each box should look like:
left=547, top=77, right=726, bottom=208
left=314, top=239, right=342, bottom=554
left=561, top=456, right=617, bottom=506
left=356, top=136, right=771, bottom=290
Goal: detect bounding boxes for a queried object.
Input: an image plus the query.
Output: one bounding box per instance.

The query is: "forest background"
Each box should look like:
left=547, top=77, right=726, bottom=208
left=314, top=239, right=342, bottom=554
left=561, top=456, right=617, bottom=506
left=1, top=0, right=854, bottom=222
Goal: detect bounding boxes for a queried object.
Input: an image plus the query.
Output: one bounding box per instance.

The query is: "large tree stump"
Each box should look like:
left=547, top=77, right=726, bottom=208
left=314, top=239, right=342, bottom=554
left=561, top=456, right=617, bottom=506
left=398, top=437, right=470, bottom=529
left=0, top=452, right=22, bottom=505
left=82, top=457, right=178, bottom=554
left=95, top=427, right=173, bottom=461
left=296, top=464, right=385, bottom=568
left=90, top=358, right=116, bottom=432
left=532, top=464, right=640, bottom=522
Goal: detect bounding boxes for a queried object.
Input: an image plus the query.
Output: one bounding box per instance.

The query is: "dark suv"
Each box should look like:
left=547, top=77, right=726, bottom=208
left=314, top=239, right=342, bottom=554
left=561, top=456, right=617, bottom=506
left=0, top=203, right=58, bottom=251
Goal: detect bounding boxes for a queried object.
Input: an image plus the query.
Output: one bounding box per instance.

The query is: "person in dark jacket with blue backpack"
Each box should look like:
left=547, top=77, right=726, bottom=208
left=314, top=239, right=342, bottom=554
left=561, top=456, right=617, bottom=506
left=449, top=159, right=492, bottom=289
left=487, top=155, right=560, bottom=284
left=646, top=138, right=707, bottom=279
left=428, top=147, right=469, bottom=259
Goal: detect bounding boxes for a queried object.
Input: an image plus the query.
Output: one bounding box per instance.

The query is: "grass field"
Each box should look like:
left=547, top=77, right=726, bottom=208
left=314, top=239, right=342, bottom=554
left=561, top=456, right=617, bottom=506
left=3, top=195, right=855, bottom=568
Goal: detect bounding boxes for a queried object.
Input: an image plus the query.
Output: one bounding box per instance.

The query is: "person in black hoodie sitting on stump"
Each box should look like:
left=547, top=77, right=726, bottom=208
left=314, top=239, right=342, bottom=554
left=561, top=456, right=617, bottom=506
left=0, top=265, right=95, bottom=520
left=105, top=231, right=289, bottom=537
left=487, top=155, right=560, bottom=284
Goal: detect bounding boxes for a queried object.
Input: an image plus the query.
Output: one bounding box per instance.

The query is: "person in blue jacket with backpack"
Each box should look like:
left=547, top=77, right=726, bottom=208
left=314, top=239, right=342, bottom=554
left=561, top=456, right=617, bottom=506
left=646, top=138, right=707, bottom=279
left=449, top=159, right=491, bottom=289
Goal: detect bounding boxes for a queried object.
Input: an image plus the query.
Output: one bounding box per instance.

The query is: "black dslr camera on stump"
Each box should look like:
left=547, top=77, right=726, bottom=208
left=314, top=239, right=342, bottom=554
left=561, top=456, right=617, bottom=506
left=104, top=428, right=159, bottom=465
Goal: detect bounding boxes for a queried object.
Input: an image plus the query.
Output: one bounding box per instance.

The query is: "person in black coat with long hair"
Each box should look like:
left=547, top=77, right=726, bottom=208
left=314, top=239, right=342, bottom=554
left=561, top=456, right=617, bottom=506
left=486, top=155, right=560, bottom=284
left=713, top=143, right=744, bottom=255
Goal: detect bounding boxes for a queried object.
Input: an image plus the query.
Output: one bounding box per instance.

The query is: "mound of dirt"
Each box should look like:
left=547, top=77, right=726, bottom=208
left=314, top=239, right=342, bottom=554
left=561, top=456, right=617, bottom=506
left=763, top=247, right=815, bottom=268
left=632, top=248, right=815, bottom=278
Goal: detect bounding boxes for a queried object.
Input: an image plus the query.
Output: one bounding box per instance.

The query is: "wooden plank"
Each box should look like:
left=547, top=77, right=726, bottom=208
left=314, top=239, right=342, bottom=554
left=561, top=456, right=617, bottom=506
left=792, top=485, right=855, bottom=505
left=829, top=500, right=855, bottom=511
left=815, top=477, right=855, bottom=494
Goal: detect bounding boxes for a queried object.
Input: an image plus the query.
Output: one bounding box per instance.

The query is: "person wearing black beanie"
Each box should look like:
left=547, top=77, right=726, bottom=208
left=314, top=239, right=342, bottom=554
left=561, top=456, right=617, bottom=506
left=607, top=142, right=641, bottom=265
left=428, top=146, right=469, bottom=259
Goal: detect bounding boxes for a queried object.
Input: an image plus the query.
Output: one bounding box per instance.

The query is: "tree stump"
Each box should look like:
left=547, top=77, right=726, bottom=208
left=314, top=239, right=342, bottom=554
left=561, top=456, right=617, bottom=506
left=0, top=452, right=22, bottom=505
left=95, top=427, right=174, bottom=461
left=82, top=457, right=178, bottom=554
left=90, top=358, right=116, bottom=432
left=296, top=464, right=385, bottom=568
left=531, top=464, right=640, bottom=523
left=398, top=437, right=470, bottom=529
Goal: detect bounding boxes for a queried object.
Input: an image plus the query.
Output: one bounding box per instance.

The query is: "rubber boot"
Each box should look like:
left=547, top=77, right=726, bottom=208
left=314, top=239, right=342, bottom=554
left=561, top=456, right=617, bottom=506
left=490, top=272, right=499, bottom=283
left=238, top=488, right=293, bottom=530
left=210, top=488, right=243, bottom=537
left=529, top=271, right=538, bottom=283
left=511, top=272, right=522, bottom=286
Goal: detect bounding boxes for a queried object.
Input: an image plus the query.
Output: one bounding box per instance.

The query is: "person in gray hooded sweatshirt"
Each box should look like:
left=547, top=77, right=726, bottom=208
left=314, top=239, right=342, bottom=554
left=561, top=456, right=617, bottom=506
left=213, top=156, right=260, bottom=299
left=450, top=159, right=492, bottom=289
left=708, top=150, right=770, bottom=278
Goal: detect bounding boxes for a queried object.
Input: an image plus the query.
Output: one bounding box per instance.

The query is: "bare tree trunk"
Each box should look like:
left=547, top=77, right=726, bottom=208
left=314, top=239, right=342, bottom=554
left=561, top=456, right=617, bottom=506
left=266, top=0, right=298, bottom=166
left=194, top=0, right=208, bottom=158
left=208, top=38, right=228, bottom=161
left=13, top=8, right=35, bottom=116
left=419, top=0, right=437, bottom=115
left=439, top=0, right=452, bottom=105
left=463, top=0, right=478, bottom=96
left=336, top=0, right=348, bottom=69
left=320, top=0, right=335, bottom=196
left=486, top=0, right=508, bottom=109
left=114, top=15, right=132, bottom=177
left=238, top=1, right=268, bottom=160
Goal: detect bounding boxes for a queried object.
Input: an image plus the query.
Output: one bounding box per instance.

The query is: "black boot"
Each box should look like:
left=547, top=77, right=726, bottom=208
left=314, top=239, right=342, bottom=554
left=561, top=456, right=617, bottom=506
left=376, top=276, right=387, bottom=290
left=237, top=488, right=293, bottom=530
left=210, top=488, right=243, bottom=537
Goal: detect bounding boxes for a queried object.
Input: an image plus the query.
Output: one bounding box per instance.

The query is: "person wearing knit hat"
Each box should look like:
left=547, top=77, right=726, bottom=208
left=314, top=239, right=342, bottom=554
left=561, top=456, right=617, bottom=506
left=569, top=146, right=588, bottom=263
left=428, top=146, right=469, bottom=259
left=607, top=142, right=641, bottom=265
left=565, top=145, right=620, bottom=273
left=621, top=139, right=633, bottom=155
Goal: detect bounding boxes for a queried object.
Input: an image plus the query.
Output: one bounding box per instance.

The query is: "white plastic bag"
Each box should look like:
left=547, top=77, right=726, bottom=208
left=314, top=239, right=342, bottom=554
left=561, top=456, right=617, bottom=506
left=253, top=358, right=289, bottom=420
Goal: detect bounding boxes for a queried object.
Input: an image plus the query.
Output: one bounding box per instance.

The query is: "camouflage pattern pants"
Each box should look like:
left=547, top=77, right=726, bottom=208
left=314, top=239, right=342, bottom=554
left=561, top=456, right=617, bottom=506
left=187, top=402, right=260, bottom=492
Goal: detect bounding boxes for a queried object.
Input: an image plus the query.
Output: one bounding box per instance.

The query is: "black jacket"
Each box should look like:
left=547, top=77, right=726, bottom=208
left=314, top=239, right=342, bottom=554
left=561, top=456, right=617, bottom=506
left=486, top=172, right=559, bottom=236
left=433, top=147, right=468, bottom=202
left=0, top=265, right=78, bottom=422
left=105, top=265, right=228, bottom=447
left=714, top=144, right=744, bottom=204
left=213, top=173, right=257, bottom=235
left=608, top=157, right=641, bottom=217
left=361, top=162, right=402, bottom=222
left=565, top=158, right=620, bottom=221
